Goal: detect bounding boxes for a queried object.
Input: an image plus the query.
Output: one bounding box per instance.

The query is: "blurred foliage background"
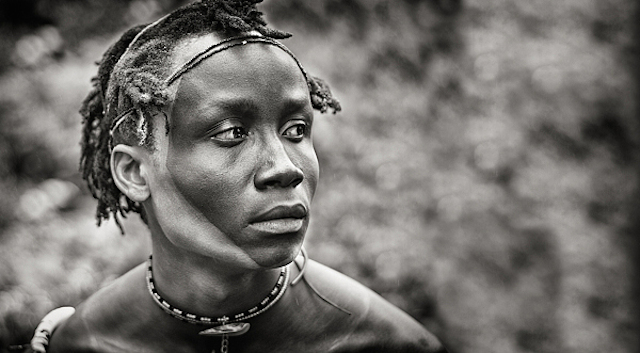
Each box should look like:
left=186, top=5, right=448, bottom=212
left=0, top=0, right=638, bottom=352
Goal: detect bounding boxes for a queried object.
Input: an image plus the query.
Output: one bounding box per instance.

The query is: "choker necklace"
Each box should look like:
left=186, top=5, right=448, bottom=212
left=145, top=255, right=289, bottom=351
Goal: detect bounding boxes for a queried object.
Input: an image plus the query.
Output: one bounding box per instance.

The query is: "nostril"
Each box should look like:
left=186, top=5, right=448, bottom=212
left=289, top=175, right=303, bottom=188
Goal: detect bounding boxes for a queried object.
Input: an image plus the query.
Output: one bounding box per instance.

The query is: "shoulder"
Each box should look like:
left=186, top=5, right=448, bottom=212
left=46, top=310, right=99, bottom=353
left=297, top=260, right=447, bottom=352
left=48, top=263, right=150, bottom=353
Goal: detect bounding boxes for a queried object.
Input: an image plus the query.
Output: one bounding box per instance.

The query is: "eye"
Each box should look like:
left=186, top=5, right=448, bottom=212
left=211, top=126, right=248, bottom=142
left=282, top=121, right=308, bottom=141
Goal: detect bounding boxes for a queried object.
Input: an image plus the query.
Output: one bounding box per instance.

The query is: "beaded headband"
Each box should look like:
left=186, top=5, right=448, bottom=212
left=108, top=27, right=312, bottom=150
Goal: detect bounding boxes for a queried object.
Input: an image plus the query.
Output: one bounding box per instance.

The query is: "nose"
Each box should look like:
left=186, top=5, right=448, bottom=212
left=254, top=138, right=304, bottom=190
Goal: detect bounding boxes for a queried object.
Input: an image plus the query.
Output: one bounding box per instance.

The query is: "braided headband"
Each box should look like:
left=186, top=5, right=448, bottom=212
left=108, top=32, right=311, bottom=150
left=166, top=34, right=310, bottom=85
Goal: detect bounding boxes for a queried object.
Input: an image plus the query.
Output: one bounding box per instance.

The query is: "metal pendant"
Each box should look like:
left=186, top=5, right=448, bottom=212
left=199, top=322, right=250, bottom=337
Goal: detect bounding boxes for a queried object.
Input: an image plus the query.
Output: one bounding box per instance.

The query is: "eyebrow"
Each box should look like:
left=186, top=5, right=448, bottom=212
left=281, top=95, right=313, bottom=115
left=202, top=94, right=312, bottom=117
left=197, top=97, right=256, bottom=119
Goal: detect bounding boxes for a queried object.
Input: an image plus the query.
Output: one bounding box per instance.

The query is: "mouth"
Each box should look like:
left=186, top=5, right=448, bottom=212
left=248, top=204, right=307, bottom=234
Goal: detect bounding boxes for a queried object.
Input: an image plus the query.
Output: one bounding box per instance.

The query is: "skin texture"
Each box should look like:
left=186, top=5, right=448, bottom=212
left=153, top=37, right=318, bottom=270
left=110, top=33, right=319, bottom=321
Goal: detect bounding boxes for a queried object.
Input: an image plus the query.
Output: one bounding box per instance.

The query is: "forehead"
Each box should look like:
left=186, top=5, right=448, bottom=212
left=169, top=33, right=307, bottom=86
left=167, top=34, right=310, bottom=124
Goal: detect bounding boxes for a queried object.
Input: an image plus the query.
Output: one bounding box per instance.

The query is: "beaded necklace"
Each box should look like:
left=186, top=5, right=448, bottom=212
left=145, top=255, right=290, bottom=352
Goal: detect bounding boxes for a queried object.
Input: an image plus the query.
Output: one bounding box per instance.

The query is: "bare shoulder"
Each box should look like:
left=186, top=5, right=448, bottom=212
left=301, top=260, right=448, bottom=352
left=47, top=310, right=99, bottom=353
left=47, top=263, right=150, bottom=353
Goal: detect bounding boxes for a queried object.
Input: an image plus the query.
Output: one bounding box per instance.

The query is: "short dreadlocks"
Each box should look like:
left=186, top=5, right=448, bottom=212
left=79, top=0, right=341, bottom=232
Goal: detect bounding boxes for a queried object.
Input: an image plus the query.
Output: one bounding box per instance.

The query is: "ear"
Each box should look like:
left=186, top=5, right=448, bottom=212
left=110, top=145, right=151, bottom=203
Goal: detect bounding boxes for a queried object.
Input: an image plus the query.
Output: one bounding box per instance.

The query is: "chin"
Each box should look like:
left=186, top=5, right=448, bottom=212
left=249, top=235, right=304, bottom=269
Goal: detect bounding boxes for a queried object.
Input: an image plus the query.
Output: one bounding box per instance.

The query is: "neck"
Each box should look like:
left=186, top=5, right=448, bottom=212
left=149, top=242, right=284, bottom=319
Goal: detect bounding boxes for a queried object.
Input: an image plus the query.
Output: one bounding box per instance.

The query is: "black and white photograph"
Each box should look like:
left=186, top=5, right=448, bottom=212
left=0, top=1, right=637, bottom=352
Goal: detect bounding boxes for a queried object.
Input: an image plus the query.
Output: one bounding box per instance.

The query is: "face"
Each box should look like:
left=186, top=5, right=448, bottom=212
left=144, top=35, right=319, bottom=270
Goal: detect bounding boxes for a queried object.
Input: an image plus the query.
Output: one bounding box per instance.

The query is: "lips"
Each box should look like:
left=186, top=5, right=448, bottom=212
left=251, top=204, right=307, bottom=223
left=248, top=204, right=307, bottom=234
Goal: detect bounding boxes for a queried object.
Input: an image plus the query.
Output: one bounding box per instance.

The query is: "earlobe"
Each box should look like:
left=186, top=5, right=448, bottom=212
left=110, top=145, right=150, bottom=203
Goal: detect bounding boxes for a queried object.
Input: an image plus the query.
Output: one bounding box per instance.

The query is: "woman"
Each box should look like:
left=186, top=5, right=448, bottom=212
left=24, top=0, right=447, bottom=352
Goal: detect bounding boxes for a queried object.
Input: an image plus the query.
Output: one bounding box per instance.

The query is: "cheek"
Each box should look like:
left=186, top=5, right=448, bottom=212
left=300, top=143, right=320, bottom=198
left=164, top=146, right=249, bottom=224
